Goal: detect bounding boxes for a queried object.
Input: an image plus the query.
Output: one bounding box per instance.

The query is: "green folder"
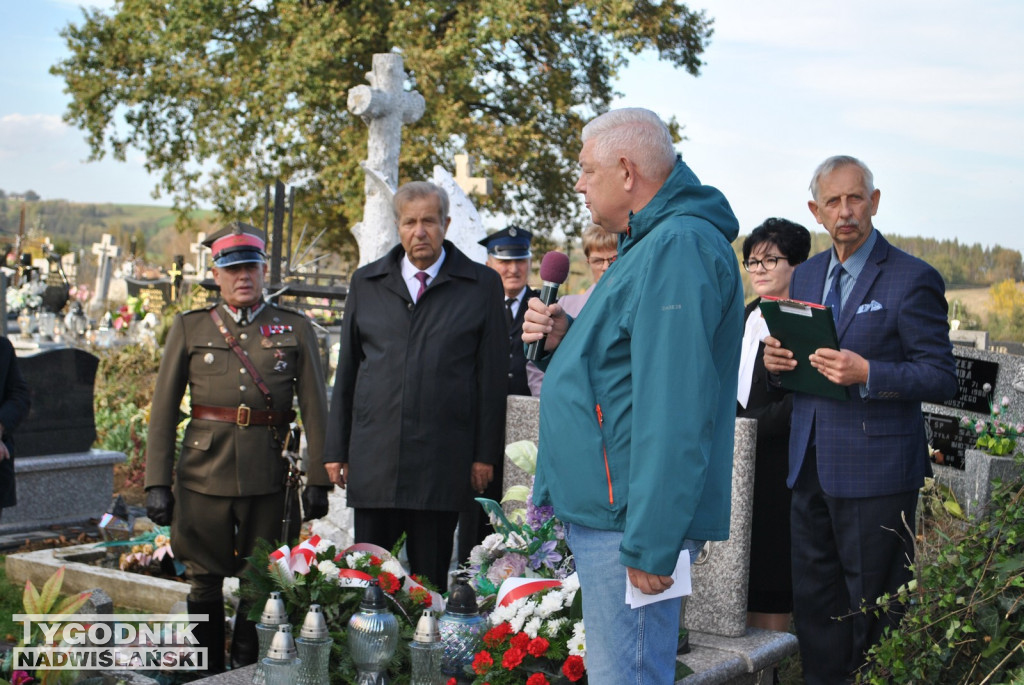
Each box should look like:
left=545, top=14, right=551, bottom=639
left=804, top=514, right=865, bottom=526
left=758, top=296, right=848, bottom=401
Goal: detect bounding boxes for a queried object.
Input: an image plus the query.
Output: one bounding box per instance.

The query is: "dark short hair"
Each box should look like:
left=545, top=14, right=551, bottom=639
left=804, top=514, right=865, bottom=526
left=742, top=218, right=812, bottom=264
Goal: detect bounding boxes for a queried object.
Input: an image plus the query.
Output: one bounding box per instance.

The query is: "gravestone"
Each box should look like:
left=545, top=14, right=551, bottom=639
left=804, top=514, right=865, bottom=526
left=925, top=346, right=1024, bottom=518
left=453, top=154, right=492, bottom=196
left=2, top=347, right=125, bottom=533
left=501, top=396, right=757, bottom=638
left=923, top=347, right=1023, bottom=470
left=949, top=329, right=987, bottom=350
left=90, top=233, right=120, bottom=313
left=191, top=232, right=209, bottom=278
left=125, top=276, right=171, bottom=315
left=432, top=163, right=489, bottom=264
left=16, top=347, right=99, bottom=456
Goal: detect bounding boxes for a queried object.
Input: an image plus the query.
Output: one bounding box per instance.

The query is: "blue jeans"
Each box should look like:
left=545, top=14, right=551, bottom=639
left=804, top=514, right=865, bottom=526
left=566, top=522, right=705, bottom=685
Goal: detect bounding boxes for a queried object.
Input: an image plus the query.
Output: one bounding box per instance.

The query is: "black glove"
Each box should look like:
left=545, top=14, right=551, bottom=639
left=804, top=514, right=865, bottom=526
left=146, top=486, right=175, bottom=526
left=301, top=485, right=331, bottom=521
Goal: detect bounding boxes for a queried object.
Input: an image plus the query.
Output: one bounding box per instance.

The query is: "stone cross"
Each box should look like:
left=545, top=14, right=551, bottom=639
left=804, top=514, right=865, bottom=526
left=190, top=231, right=209, bottom=277
left=90, top=233, right=120, bottom=312
left=454, top=154, right=492, bottom=196
left=347, top=53, right=425, bottom=267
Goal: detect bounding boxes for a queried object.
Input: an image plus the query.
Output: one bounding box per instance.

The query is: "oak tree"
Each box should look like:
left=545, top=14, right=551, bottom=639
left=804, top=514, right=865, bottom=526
left=52, top=0, right=713, bottom=253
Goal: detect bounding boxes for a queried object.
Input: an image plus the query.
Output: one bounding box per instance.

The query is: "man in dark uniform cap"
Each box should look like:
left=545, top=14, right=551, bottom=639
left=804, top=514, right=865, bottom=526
left=145, top=221, right=332, bottom=674
left=456, top=225, right=538, bottom=562
left=479, top=225, right=537, bottom=397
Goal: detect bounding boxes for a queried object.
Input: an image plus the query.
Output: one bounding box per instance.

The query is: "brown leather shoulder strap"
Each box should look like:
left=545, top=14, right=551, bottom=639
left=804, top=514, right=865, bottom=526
left=209, top=307, right=274, bottom=409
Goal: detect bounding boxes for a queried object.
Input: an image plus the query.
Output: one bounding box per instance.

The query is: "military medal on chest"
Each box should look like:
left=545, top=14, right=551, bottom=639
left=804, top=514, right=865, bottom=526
left=259, top=323, right=293, bottom=350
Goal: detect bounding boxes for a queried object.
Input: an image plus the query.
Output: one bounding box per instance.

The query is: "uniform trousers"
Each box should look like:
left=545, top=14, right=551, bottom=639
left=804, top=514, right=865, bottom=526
left=355, top=508, right=459, bottom=592
left=172, top=486, right=299, bottom=602
left=791, top=450, right=918, bottom=684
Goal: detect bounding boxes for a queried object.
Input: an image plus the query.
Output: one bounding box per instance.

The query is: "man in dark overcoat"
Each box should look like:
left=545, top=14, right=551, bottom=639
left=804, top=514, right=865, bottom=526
left=324, top=181, right=507, bottom=592
left=0, top=333, right=31, bottom=518
left=145, top=222, right=331, bottom=673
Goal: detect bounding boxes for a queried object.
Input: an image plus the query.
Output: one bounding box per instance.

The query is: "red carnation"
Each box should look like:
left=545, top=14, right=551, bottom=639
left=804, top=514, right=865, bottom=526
left=472, top=650, right=494, bottom=675
left=501, top=646, right=526, bottom=669
left=409, top=587, right=432, bottom=607
left=446, top=679, right=457, bottom=685
left=369, top=554, right=382, bottom=566
left=483, top=622, right=513, bottom=647
left=510, top=631, right=530, bottom=650
left=527, top=636, right=550, bottom=657
left=562, top=655, right=585, bottom=682
left=377, top=571, right=401, bottom=594
left=526, top=674, right=550, bottom=685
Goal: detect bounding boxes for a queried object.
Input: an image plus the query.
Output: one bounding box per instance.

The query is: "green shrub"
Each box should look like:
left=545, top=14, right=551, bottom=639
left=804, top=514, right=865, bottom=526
left=858, top=456, right=1024, bottom=683
left=93, top=344, right=161, bottom=483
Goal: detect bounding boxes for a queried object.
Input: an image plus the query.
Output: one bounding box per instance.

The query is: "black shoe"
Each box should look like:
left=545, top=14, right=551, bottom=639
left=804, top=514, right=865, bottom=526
left=188, top=599, right=226, bottom=675
left=230, top=600, right=260, bottom=669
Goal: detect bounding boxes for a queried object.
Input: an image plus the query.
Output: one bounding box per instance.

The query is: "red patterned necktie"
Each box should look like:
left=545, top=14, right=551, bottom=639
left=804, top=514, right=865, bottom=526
left=414, top=271, right=429, bottom=302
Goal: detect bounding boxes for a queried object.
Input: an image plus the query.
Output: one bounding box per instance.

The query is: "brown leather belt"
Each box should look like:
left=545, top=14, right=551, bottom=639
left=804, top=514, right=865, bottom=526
left=191, top=404, right=296, bottom=427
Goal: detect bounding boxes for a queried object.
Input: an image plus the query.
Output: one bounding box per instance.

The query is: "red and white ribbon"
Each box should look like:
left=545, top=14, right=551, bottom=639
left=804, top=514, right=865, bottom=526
left=496, top=577, right=564, bottom=607
left=268, top=535, right=322, bottom=580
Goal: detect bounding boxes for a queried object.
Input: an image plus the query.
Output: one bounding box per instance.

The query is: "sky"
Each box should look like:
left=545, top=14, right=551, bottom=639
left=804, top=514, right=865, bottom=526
left=1, top=0, right=1022, bottom=253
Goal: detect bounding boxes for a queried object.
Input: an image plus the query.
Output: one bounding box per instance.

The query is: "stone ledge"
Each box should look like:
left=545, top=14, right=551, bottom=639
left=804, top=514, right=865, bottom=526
left=191, top=663, right=257, bottom=683
left=5, top=542, right=189, bottom=613
left=679, top=628, right=799, bottom=684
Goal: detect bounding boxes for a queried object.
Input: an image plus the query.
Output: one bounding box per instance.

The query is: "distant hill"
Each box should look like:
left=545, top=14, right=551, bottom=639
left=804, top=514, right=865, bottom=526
left=3, top=197, right=1021, bottom=292
left=0, top=197, right=217, bottom=274
left=734, top=230, right=1022, bottom=291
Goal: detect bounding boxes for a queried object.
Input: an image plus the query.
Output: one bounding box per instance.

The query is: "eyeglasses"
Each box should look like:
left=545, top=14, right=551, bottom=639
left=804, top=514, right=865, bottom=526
left=742, top=255, right=790, bottom=272
left=587, top=255, right=617, bottom=267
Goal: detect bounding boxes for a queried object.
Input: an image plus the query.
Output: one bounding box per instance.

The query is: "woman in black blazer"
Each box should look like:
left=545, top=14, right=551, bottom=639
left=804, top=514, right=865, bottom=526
left=0, top=333, right=31, bottom=519
left=737, top=218, right=810, bottom=633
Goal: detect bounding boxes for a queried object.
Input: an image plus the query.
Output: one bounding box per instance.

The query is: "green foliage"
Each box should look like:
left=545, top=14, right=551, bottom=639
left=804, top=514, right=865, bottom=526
left=0, top=558, right=24, bottom=644
left=93, top=345, right=162, bottom=480
left=987, top=280, right=1024, bottom=344
left=962, top=389, right=1022, bottom=458
left=858, top=456, right=1024, bottom=683
left=0, top=568, right=93, bottom=685
left=51, top=0, right=714, bottom=248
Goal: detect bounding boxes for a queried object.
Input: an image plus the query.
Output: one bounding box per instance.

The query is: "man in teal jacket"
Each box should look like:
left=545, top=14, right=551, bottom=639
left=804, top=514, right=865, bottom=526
left=524, top=108, right=743, bottom=684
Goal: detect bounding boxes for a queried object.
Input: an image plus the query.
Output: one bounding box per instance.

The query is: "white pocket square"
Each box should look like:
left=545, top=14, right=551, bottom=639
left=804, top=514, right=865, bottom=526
left=856, top=300, right=884, bottom=314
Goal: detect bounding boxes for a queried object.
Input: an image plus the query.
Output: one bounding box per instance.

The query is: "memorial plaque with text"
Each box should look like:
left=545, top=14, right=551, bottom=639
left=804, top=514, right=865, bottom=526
left=138, top=286, right=169, bottom=314
left=941, top=356, right=1000, bottom=414
left=924, top=411, right=975, bottom=470
left=188, top=285, right=214, bottom=309
left=125, top=278, right=171, bottom=314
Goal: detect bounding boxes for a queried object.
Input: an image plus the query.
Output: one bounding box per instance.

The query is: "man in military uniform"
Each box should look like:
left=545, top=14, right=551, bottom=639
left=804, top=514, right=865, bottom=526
left=456, top=225, right=537, bottom=563
left=480, top=225, right=537, bottom=397
left=145, top=222, right=331, bottom=673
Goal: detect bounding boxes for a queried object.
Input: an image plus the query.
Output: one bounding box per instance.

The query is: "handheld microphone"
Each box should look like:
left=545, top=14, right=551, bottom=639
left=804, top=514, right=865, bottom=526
left=525, top=251, right=571, bottom=362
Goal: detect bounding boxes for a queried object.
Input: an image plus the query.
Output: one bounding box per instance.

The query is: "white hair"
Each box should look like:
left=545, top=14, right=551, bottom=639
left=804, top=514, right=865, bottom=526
left=581, top=108, right=676, bottom=182
left=809, top=155, right=875, bottom=202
